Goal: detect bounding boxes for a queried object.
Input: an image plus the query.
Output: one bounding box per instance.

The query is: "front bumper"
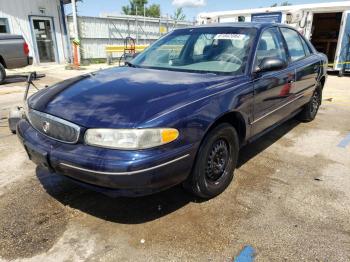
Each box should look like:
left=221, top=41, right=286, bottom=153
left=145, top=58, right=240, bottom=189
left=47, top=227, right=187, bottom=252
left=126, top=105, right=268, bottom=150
left=17, top=119, right=196, bottom=196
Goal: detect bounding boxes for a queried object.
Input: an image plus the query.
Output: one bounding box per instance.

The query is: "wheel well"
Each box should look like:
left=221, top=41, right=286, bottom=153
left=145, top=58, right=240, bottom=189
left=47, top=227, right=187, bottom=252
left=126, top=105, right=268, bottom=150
left=0, top=55, right=6, bottom=68
left=207, top=112, right=246, bottom=146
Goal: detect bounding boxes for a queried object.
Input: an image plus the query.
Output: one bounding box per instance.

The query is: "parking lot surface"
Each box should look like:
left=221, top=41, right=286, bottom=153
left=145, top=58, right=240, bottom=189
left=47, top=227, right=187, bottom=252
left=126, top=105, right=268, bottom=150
left=0, top=66, right=349, bottom=261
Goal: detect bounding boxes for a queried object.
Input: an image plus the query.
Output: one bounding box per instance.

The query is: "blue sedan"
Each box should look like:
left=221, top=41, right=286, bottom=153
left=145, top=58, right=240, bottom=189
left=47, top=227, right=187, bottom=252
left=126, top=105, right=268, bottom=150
left=17, top=23, right=327, bottom=199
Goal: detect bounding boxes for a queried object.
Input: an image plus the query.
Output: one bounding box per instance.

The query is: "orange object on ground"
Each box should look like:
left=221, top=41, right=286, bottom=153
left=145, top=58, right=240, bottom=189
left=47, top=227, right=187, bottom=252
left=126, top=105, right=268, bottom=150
left=73, top=43, right=79, bottom=67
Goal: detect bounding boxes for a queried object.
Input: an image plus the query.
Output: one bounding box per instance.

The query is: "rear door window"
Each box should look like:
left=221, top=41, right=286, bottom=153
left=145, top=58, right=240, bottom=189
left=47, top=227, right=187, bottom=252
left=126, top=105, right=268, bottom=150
left=280, top=28, right=307, bottom=61
left=299, top=36, right=311, bottom=56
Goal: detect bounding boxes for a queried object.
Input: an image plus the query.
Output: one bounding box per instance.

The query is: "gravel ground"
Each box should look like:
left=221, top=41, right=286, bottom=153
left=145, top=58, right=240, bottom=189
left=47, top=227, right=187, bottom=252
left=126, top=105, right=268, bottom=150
left=0, top=66, right=349, bottom=261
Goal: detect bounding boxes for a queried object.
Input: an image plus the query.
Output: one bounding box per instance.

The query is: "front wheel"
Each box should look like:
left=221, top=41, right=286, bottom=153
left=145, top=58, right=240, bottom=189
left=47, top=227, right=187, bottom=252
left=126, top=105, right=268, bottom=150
left=297, top=86, right=322, bottom=122
left=184, top=123, right=239, bottom=199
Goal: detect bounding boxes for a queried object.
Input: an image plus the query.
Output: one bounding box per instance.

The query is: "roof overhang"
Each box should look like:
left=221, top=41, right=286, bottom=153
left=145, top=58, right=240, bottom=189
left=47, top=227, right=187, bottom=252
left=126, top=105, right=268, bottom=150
left=198, top=1, right=350, bottom=19
left=61, top=0, right=82, bottom=4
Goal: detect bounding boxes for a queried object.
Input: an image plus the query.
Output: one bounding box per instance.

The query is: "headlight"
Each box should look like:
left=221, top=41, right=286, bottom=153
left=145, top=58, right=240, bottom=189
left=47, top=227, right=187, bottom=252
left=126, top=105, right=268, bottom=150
left=85, top=128, right=179, bottom=150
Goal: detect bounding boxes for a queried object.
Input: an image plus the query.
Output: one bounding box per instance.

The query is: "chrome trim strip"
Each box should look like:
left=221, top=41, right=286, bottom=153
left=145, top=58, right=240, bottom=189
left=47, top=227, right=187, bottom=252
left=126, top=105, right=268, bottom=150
left=28, top=109, right=81, bottom=144
left=251, top=93, right=305, bottom=125
left=59, top=154, right=190, bottom=176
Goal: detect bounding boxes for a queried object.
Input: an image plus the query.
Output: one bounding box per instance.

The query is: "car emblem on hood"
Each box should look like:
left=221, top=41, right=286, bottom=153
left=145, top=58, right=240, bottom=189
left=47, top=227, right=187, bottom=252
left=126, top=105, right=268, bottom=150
left=42, top=121, right=50, bottom=133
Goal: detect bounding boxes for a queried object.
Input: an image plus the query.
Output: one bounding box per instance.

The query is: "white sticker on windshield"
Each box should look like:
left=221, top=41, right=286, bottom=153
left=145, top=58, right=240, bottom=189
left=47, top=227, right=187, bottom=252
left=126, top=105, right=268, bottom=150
left=214, top=34, right=247, bottom=40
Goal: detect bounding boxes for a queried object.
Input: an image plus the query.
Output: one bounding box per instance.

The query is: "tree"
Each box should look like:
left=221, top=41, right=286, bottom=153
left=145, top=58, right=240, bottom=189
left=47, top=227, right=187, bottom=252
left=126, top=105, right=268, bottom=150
left=122, top=0, right=160, bottom=18
left=122, top=0, right=147, bottom=16
left=146, top=4, right=160, bottom=18
left=171, top=7, right=186, bottom=21
left=281, top=1, right=292, bottom=6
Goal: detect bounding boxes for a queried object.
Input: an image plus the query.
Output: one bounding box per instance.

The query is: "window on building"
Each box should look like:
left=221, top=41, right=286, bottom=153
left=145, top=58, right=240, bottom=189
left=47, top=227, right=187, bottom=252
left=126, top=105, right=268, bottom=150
left=238, top=16, right=245, bottom=22
left=0, top=18, right=9, bottom=33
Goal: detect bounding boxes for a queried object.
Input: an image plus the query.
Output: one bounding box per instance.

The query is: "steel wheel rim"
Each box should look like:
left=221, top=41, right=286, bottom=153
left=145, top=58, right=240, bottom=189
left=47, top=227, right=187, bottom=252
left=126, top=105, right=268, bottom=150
left=205, top=139, right=230, bottom=182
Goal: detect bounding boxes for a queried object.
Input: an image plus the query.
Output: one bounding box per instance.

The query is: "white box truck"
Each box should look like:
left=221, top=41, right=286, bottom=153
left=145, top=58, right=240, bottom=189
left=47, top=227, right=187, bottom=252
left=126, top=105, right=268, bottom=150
left=197, top=1, right=350, bottom=75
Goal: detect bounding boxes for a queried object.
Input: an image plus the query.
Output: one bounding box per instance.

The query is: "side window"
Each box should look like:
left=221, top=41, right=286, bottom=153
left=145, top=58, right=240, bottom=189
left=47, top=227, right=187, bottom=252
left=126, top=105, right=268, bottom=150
left=280, top=28, right=306, bottom=61
left=256, top=28, right=287, bottom=66
left=299, top=36, right=311, bottom=56
left=0, top=18, right=9, bottom=33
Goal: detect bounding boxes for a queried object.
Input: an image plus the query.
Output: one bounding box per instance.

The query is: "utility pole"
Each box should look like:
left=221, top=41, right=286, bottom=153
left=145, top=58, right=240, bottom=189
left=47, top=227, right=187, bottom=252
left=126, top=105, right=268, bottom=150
left=71, top=0, right=80, bottom=65
left=136, top=5, right=138, bottom=45
left=144, top=3, right=146, bottom=45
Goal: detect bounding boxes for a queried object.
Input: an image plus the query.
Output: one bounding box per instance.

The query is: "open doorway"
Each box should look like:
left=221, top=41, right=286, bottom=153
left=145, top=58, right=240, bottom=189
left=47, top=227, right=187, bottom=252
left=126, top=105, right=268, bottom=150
left=310, top=12, right=342, bottom=65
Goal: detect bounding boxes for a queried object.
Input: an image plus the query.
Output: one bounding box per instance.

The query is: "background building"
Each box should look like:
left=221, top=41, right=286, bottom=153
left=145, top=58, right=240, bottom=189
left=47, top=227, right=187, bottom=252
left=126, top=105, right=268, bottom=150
left=197, top=1, right=350, bottom=74
left=0, top=0, right=71, bottom=64
left=0, top=0, right=192, bottom=65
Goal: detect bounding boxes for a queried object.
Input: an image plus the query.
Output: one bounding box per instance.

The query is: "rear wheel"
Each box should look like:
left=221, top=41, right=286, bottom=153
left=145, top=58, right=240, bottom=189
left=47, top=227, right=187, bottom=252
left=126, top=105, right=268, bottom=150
left=184, top=123, right=239, bottom=199
left=298, top=85, right=322, bottom=122
left=0, top=63, right=5, bottom=84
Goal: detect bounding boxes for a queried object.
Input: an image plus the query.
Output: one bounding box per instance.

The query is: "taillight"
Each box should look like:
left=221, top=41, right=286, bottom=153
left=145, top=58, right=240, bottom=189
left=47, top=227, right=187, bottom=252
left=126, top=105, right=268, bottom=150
left=23, top=42, right=29, bottom=56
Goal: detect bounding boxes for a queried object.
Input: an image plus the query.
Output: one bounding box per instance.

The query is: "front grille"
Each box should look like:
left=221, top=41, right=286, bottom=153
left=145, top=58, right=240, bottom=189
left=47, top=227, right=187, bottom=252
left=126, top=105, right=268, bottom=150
left=27, top=109, right=80, bottom=144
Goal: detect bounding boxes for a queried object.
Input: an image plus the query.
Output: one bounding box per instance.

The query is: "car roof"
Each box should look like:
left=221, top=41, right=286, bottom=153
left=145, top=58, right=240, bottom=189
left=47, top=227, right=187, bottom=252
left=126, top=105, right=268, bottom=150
left=182, top=22, right=286, bottom=30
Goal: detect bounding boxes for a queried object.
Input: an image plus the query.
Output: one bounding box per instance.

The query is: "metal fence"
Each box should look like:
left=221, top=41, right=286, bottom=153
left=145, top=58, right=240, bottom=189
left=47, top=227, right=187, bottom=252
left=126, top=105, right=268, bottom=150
left=66, top=15, right=193, bottom=60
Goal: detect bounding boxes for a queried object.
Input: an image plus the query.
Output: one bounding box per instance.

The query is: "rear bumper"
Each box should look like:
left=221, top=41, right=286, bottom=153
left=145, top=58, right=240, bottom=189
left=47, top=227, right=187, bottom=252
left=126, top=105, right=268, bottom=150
left=17, top=119, right=197, bottom=196
left=5, top=56, right=33, bottom=69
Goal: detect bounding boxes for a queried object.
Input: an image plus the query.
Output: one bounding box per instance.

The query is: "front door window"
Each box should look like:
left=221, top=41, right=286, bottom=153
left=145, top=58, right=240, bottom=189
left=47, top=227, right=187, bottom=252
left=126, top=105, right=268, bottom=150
left=256, top=27, right=287, bottom=66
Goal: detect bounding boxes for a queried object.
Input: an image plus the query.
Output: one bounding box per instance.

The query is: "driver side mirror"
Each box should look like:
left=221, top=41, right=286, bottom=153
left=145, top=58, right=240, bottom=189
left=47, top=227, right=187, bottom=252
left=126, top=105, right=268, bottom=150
left=254, top=57, right=287, bottom=74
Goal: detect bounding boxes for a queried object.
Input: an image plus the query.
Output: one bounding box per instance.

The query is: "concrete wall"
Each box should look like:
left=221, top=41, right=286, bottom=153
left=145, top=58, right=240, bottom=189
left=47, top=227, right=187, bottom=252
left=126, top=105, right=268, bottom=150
left=0, top=0, right=69, bottom=64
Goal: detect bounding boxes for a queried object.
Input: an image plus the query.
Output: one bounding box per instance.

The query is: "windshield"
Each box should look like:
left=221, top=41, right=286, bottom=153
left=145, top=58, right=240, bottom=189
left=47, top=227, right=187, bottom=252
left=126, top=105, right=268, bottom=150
left=131, top=27, right=256, bottom=75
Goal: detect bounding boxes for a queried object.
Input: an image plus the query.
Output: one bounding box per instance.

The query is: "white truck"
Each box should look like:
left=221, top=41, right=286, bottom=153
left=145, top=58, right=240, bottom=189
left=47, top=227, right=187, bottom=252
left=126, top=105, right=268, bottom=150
left=197, top=1, right=350, bottom=75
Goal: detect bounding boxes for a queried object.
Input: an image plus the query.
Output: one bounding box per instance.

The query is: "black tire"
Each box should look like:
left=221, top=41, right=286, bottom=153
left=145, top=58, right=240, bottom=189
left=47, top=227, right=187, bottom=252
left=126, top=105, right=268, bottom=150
left=0, top=63, right=5, bottom=84
left=297, top=85, right=322, bottom=122
left=184, top=123, right=239, bottom=199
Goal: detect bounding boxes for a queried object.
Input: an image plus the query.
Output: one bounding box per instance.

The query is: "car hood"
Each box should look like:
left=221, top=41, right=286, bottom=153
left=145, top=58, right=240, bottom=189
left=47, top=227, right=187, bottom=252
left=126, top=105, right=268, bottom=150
left=28, top=67, right=244, bottom=128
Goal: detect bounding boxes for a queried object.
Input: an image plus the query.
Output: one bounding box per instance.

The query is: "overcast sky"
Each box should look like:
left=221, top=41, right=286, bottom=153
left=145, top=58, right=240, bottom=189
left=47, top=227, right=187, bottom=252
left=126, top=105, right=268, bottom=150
left=70, top=0, right=336, bottom=21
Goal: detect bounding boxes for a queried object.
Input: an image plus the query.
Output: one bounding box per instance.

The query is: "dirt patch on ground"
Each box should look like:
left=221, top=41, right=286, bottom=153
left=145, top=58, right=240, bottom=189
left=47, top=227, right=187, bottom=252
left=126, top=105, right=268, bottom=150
left=0, top=176, right=69, bottom=260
